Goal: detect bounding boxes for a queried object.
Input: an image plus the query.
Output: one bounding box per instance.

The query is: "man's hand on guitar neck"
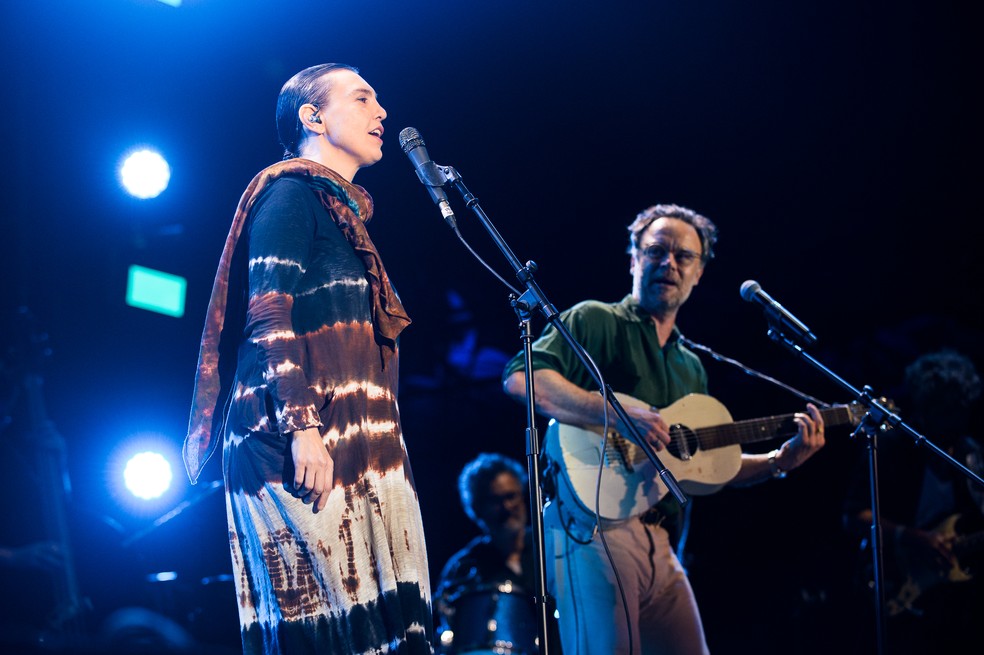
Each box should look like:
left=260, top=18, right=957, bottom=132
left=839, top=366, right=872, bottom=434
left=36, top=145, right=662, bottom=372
left=731, top=403, right=825, bottom=484
left=774, top=403, right=826, bottom=471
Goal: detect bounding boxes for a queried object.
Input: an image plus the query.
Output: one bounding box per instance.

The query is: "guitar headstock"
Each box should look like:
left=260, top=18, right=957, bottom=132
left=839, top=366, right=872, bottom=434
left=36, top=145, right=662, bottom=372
left=844, top=397, right=898, bottom=429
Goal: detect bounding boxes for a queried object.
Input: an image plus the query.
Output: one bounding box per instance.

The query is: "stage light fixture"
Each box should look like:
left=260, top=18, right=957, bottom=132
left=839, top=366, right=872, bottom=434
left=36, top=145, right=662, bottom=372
left=123, top=451, right=173, bottom=500
left=119, top=148, right=171, bottom=199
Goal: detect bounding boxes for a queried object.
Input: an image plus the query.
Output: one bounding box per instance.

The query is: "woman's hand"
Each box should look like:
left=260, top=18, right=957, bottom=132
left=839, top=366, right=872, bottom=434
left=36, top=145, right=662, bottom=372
left=289, top=427, right=333, bottom=512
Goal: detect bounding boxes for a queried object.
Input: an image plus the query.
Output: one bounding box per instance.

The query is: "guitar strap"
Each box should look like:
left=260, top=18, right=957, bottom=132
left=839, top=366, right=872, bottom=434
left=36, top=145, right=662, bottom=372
left=540, top=452, right=559, bottom=502
left=553, top=487, right=599, bottom=545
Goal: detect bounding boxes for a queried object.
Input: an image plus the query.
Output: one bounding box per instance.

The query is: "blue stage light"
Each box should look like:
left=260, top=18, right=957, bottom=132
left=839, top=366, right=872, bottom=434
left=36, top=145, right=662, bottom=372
left=123, top=451, right=173, bottom=500
left=119, top=148, right=171, bottom=199
left=107, top=434, right=186, bottom=517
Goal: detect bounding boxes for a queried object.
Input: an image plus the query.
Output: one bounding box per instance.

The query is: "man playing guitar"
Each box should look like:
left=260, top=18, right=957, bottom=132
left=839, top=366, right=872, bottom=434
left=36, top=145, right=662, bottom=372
left=502, top=204, right=825, bottom=655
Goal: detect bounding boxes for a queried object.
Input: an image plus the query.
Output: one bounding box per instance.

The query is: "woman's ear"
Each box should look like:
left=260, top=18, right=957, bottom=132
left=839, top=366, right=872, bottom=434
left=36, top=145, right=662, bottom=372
left=299, top=104, right=324, bottom=133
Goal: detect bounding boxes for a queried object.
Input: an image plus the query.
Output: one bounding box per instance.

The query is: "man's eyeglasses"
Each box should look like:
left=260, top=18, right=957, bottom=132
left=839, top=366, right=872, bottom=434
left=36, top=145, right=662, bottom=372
left=639, top=244, right=701, bottom=267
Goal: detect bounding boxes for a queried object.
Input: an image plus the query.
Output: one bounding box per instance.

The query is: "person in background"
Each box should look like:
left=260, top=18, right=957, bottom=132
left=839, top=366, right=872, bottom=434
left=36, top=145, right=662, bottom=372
left=434, top=453, right=559, bottom=654
left=844, top=348, right=984, bottom=654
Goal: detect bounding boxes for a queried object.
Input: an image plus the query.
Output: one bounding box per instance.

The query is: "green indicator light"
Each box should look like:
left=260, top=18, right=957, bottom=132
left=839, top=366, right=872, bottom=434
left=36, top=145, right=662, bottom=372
left=126, top=265, right=187, bottom=318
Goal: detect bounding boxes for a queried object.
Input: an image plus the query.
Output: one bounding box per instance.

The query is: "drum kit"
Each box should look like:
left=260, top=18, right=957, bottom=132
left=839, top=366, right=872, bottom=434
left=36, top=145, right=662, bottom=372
left=437, top=580, right=538, bottom=655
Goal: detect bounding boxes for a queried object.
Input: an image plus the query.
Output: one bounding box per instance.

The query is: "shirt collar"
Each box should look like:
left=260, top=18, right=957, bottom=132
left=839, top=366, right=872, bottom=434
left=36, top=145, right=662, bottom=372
left=616, top=294, right=682, bottom=344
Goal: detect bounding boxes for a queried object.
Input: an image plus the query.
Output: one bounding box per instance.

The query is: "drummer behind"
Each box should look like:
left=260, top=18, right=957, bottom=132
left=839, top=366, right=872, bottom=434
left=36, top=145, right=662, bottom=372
left=434, top=453, right=558, bottom=654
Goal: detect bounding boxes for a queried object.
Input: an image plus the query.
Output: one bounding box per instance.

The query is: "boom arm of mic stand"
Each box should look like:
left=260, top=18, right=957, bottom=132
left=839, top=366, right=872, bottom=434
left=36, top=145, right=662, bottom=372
left=443, top=165, right=688, bottom=506
left=766, top=328, right=984, bottom=488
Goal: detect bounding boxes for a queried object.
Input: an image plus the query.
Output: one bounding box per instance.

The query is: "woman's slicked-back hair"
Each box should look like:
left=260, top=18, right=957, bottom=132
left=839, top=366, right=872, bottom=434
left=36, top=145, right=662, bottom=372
left=276, top=63, right=359, bottom=160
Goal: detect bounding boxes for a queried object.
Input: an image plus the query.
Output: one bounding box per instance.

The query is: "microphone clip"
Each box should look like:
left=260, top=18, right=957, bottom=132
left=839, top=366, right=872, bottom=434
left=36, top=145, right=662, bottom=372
left=413, top=159, right=450, bottom=189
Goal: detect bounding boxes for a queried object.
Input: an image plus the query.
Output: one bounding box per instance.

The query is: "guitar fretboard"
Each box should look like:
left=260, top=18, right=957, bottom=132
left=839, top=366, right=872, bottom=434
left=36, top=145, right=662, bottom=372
left=693, top=404, right=855, bottom=449
left=603, top=403, right=858, bottom=466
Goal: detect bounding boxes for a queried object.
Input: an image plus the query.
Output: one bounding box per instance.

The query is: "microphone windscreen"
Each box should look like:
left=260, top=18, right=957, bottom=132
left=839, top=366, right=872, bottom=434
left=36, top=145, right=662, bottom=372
left=399, top=127, right=423, bottom=153
left=739, top=280, right=761, bottom=302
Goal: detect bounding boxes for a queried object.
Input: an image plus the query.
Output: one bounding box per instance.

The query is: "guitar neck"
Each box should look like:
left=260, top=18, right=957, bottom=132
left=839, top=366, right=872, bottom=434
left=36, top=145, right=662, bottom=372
left=956, top=531, right=984, bottom=557
left=695, top=404, right=853, bottom=450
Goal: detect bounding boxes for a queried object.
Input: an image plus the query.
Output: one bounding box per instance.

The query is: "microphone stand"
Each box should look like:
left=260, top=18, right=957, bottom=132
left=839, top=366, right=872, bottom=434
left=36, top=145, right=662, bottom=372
left=760, top=323, right=984, bottom=655
left=431, top=163, right=688, bottom=655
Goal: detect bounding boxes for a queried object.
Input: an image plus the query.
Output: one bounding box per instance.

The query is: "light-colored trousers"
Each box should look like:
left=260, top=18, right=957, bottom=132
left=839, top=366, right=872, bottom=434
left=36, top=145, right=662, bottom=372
left=544, top=501, right=710, bottom=655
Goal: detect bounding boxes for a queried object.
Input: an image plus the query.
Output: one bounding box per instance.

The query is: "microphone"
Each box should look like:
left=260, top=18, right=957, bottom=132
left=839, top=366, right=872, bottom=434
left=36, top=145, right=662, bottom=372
left=398, top=127, right=457, bottom=229
left=740, top=280, right=817, bottom=347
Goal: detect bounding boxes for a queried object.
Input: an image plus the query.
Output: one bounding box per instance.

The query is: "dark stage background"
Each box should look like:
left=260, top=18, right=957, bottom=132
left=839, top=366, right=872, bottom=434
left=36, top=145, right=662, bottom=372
left=2, top=1, right=982, bottom=653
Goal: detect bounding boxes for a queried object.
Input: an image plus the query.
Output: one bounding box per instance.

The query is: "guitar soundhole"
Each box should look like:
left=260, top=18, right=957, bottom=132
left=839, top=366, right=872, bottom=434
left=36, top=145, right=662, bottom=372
left=667, top=424, right=698, bottom=461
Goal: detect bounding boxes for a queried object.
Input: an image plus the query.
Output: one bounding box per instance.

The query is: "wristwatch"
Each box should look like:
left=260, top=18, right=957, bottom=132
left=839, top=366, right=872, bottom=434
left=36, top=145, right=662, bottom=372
left=767, top=449, right=787, bottom=479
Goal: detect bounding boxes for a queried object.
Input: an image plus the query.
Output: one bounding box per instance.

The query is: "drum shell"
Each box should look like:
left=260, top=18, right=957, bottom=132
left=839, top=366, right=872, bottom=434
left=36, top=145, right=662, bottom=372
left=440, top=583, right=537, bottom=655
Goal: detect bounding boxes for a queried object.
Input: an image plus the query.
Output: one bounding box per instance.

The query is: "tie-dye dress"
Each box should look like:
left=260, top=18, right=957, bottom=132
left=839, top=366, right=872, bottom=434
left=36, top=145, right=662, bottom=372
left=185, top=164, right=433, bottom=655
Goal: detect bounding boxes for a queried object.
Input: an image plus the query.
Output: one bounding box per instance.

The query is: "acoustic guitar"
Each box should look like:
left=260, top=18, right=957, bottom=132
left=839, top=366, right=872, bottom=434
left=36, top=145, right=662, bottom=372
left=544, top=392, right=867, bottom=522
